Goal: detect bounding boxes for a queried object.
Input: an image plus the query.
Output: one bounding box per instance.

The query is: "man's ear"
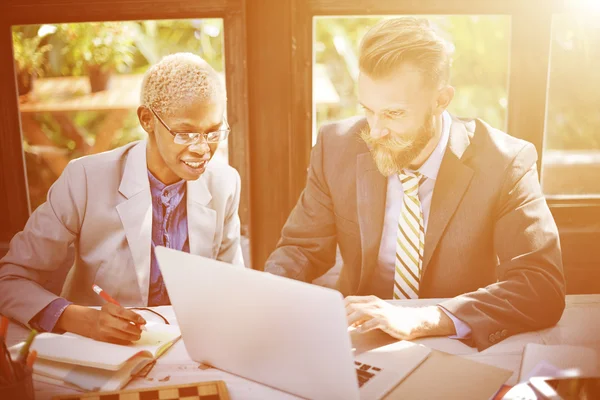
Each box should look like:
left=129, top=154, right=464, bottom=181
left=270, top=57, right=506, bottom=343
left=137, top=105, right=154, bottom=135
left=433, top=85, right=454, bottom=115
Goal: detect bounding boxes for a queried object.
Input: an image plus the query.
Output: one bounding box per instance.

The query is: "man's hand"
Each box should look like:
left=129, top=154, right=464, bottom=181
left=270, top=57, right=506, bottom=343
left=56, top=304, right=146, bottom=344
left=345, top=295, right=456, bottom=340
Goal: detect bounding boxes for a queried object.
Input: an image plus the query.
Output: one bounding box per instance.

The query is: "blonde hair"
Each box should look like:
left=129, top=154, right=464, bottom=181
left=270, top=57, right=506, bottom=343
left=140, top=52, right=225, bottom=116
left=359, top=17, right=452, bottom=88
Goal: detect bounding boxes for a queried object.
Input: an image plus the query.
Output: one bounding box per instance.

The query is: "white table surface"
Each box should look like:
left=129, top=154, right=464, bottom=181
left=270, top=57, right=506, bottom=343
left=6, top=295, right=600, bottom=400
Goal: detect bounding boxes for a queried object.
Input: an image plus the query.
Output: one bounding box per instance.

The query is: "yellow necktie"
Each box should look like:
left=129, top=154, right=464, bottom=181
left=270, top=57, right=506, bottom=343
left=393, top=171, right=425, bottom=299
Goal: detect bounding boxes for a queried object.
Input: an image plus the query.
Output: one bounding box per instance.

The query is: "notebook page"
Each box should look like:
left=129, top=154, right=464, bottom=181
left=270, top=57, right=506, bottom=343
left=132, top=321, right=181, bottom=357
left=10, top=322, right=180, bottom=370
left=11, top=333, right=150, bottom=370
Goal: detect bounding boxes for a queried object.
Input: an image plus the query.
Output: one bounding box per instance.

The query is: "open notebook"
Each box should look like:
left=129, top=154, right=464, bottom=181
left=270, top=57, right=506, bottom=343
left=10, top=322, right=181, bottom=392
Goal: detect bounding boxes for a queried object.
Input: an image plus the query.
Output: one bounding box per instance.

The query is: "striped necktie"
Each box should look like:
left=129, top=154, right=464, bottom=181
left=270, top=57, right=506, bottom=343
left=393, top=170, right=426, bottom=299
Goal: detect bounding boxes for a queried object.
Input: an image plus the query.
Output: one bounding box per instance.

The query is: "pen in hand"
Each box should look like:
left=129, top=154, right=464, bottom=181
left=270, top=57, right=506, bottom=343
left=92, top=285, right=147, bottom=331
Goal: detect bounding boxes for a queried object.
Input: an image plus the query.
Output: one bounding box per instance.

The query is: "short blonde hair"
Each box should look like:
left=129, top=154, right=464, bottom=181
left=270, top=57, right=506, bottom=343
left=140, top=52, right=225, bottom=116
left=359, top=17, right=452, bottom=88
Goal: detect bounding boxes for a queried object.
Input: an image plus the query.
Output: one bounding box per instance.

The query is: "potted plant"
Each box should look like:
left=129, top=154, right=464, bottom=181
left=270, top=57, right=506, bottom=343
left=12, top=25, right=55, bottom=95
left=60, top=22, right=136, bottom=92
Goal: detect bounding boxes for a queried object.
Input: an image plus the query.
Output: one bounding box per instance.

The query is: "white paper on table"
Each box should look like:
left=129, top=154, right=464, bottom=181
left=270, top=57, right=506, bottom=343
left=519, top=343, right=598, bottom=382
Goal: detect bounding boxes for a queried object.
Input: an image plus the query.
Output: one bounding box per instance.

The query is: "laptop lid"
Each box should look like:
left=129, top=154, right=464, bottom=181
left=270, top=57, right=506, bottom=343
left=155, top=246, right=360, bottom=400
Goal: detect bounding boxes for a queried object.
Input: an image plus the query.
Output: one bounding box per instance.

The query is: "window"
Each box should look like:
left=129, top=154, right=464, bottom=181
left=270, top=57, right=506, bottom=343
left=542, top=13, right=600, bottom=197
left=313, top=15, right=511, bottom=145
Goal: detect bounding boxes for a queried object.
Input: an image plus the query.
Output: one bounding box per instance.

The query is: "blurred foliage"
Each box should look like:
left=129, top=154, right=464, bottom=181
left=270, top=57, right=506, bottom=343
left=57, top=22, right=137, bottom=75
left=12, top=26, right=54, bottom=77
left=130, top=19, right=224, bottom=72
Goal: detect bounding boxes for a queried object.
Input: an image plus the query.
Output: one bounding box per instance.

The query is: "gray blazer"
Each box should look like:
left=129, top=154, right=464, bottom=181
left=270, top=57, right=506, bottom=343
left=0, top=140, right=244, bottom=326
left=265, top=115, right=566, bottom=351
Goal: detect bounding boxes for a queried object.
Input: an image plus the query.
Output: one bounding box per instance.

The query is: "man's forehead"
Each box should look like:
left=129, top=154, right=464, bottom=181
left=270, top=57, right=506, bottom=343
left=358, top=68, right=428, bottom=110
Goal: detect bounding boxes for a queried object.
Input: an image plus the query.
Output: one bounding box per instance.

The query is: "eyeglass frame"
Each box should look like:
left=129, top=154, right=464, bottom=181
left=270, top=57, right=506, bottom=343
left=148, top=105, right=230, bottom=145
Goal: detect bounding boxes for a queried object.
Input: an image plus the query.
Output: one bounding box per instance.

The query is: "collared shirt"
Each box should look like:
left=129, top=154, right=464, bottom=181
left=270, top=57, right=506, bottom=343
left=30, top=169, right=190, bottom=331
left=367, top=111, right=471, bottom=339
left=147, top=170, right=189, bottom=306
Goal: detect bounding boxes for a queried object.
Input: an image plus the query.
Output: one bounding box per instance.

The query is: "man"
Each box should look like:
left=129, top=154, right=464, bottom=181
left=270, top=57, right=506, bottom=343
left=265, top=18, right=566, bottom=351
left=0, top=53, right=244, bottom=343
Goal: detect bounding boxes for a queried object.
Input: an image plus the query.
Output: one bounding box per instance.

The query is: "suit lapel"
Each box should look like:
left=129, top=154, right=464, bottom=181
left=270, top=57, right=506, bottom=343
left=355, top=152, right=387, bottom=293
left=187, top=174, right=216, bottom=257
left=422, top=119, right=474, bottom=276
left=116, top=141, right=152, bottom=305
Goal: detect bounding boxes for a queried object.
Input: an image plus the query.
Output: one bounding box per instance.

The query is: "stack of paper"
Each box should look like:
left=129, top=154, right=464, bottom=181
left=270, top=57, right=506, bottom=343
left=10, top=322, right=181, bottom=391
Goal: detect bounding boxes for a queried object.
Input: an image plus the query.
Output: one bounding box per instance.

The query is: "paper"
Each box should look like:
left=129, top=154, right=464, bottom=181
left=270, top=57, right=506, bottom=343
left=519, top=343, right=598, bottom=381
left=384, top=350, right=512, bottom=400
left=32, top=356, right=149, bottom=391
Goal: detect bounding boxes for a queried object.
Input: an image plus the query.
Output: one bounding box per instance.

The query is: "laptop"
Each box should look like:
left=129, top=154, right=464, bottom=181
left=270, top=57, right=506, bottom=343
left=155, top=246, right=431, bottom=400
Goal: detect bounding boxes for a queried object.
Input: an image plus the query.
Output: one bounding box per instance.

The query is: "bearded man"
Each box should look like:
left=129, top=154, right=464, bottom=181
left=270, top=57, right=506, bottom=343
left=264, top=17, right=565, bottom=351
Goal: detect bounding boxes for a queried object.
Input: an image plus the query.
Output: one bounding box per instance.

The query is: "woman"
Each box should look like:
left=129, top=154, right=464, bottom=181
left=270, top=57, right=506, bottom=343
left=0, top=53, right=243, bottom=343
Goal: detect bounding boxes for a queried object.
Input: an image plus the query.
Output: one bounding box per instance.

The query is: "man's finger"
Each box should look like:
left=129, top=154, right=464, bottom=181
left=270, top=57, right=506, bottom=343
left=356, top=318, right=381, bottom=334
left=344, top=296, right=375, bottom=306
left=347, top=311, right=372, bottom=327
left=345, top=302, right=357, bottom=316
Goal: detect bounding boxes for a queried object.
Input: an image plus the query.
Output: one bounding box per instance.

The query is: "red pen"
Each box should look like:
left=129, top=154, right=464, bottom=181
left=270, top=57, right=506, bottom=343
left=92, top=284, right=120, bottom=305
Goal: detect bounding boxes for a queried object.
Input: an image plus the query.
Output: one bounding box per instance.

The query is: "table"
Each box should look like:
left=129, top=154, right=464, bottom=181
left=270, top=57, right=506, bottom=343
left=6, top=295, right=600, bottom=400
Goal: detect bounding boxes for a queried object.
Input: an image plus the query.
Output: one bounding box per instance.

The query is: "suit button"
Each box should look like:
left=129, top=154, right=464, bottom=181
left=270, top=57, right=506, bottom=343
left=489, top=333, right=496, bottom=343
left=501, top=329, right=508, bottom=338
left=495, top=332, right=502, bottom=341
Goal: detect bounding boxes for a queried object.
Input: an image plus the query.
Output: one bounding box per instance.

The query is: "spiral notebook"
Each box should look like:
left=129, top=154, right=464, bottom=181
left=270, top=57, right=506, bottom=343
left=10, top=322, right=181, bottom=392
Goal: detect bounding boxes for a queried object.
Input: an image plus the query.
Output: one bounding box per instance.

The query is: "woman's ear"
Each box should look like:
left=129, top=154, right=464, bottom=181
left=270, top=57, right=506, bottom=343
left=137, top=105, right=154, bottom=135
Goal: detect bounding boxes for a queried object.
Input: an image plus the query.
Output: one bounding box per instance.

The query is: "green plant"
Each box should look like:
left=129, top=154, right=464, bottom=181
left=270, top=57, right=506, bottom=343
left=59, top=22, right=137, bottom=75
left=12, top=25, right=55, bottom=77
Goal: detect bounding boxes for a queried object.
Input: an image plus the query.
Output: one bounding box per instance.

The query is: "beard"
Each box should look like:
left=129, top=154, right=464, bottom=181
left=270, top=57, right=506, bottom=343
left=360, top=111, right=436, bottom=176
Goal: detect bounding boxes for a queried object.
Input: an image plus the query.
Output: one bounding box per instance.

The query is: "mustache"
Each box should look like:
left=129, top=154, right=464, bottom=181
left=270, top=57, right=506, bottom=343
left=359, top=127, right=418, bottom=151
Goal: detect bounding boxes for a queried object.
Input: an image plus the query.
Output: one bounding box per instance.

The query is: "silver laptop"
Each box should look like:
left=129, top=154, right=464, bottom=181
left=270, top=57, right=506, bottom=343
left=156, top=246, right=431, bottom=400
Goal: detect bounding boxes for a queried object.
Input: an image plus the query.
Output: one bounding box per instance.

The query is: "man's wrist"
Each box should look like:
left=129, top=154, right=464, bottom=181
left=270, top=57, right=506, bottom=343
left=420, top=306, right=457, bottom=337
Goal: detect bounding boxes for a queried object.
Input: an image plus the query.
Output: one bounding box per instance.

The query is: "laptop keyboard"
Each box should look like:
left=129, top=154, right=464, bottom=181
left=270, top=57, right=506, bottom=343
left=354, top=361, right=382, bottom=388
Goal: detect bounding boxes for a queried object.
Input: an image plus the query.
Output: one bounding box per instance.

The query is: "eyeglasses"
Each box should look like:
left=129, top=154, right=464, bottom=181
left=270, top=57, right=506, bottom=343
left=149, top=106, right=230, bottom=145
